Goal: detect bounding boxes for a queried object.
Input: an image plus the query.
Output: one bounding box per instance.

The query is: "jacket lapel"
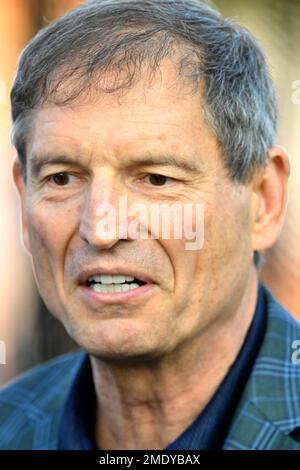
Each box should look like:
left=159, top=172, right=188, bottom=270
left=223, top=285, right=300, bottom=450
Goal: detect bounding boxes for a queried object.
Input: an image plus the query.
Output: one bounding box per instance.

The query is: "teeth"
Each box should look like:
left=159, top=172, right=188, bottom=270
left=88, top=274, right=135, bottom=284
left=100, top=274, right=113, bottom=284
left=90, top=274, right=102, bottom=283
left=90, top=283, right=140, bottom=293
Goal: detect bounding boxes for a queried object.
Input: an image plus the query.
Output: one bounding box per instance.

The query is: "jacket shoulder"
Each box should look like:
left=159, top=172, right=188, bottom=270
left=224, top=285, right=300, bottom=449
left=0, top=351, right=85, bottom=449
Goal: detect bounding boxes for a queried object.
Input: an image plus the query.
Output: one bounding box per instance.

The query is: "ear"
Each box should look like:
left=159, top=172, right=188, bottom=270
left=12, top=158, right=31, bottom=254
left=251, top=146, right=290, bottom=251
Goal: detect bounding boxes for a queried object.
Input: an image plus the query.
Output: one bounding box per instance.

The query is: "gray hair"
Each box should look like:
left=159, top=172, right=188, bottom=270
left=11, top=0, right=278, bottom=184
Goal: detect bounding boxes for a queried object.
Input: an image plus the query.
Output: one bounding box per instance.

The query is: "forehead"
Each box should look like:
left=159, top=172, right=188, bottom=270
left=26, top=60, right=221, bottom=169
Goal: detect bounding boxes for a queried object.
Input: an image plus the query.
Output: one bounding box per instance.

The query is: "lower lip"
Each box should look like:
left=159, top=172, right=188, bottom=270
left=78, top=283, right=155, bottom=304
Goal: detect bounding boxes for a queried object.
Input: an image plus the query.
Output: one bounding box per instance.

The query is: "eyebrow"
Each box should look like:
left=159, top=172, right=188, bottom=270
left=125, top=155, right=201, bottom=174
left=30, top=155, right=88, bottom=179
left=29, top=153, right=201, bottom=178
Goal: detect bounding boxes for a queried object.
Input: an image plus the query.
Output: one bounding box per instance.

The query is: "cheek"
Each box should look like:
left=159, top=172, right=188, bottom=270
left=200, top=193, right=253, bottom=288
left=27, top=204, right=77, bottom=264
left=157, top=201, right=208, bottom=293
left=161, top=236, right=201, bottom=307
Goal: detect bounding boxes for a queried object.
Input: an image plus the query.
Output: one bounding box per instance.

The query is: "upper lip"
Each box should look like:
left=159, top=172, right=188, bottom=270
left=78, top=266, right=155, bottom=285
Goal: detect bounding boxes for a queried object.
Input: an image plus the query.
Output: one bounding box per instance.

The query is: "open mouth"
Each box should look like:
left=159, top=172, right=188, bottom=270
left=86, top=274, right=147, bottom=294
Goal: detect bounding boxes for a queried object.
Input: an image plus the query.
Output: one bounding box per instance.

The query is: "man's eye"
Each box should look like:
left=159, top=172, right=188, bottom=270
left=144, top=174, right=175, bottom=186
left=48, top=172, right=78, bottom=186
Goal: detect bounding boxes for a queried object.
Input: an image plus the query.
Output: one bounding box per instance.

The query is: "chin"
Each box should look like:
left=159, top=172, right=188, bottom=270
left=60, top=306, right=172, bottom=361
left=89, top=349, right=165, bottom=365
left=71, top=329, right=167, bottom=364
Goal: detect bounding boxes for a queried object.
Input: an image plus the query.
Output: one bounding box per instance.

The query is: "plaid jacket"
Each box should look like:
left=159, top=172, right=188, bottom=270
left=0, top=286, right=300, bottom=450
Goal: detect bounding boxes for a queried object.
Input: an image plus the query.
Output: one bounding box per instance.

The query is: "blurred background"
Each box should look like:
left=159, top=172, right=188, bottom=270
left=0, top=0, right=299, bottom=385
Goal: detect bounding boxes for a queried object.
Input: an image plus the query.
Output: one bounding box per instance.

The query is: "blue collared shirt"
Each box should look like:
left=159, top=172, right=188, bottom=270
left=58, top=283, right=267, bottom=450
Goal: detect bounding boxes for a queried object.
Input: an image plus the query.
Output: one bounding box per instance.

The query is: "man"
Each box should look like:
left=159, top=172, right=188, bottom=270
left=0, top=0, right=300, bottom=450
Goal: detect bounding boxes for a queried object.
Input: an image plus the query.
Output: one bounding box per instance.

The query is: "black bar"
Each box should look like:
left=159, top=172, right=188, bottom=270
left=0, top=451, right=299, bottom=468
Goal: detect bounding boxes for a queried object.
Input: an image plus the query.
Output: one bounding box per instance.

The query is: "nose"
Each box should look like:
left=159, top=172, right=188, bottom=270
left=79, top=173, right=131, bottom=250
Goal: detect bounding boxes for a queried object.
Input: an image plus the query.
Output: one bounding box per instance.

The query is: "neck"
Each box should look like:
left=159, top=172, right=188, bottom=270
left=91, top=271, right=258, bottom=450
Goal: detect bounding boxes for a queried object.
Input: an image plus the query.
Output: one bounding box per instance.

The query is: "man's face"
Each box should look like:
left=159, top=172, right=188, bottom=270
left=16, top=61, right=255, bottom=361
